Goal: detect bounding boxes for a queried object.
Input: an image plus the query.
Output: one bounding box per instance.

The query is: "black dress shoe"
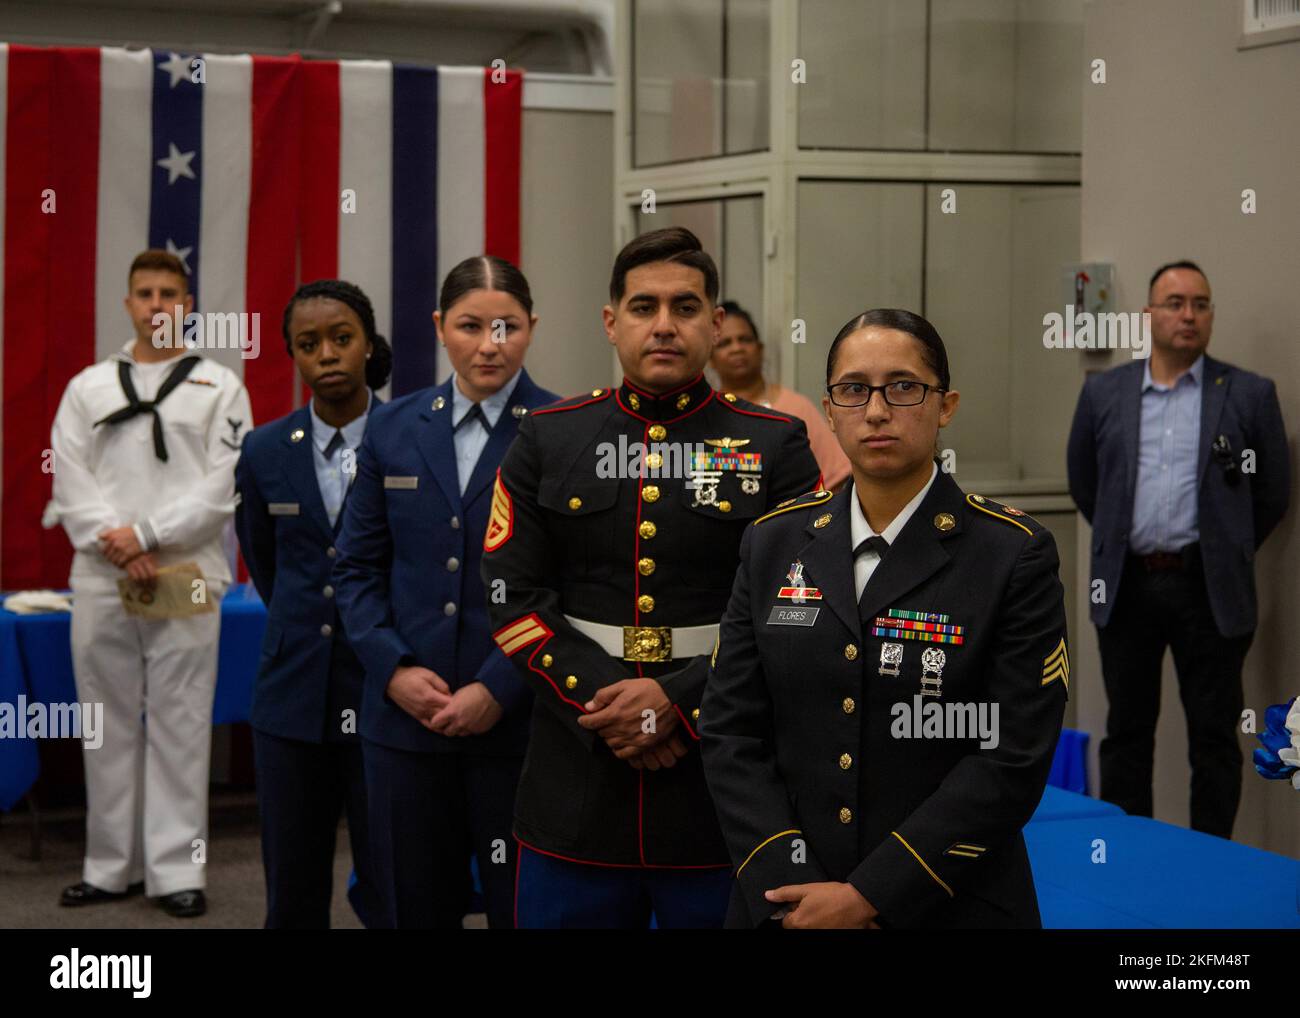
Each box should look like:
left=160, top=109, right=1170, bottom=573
left=60, top=881, right=144, bottom=907
left=157, top=889, right=206, bottom=918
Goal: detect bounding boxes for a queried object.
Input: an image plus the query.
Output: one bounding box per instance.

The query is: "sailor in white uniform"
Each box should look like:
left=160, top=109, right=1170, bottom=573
left=44, top=250, right=253, bottom=918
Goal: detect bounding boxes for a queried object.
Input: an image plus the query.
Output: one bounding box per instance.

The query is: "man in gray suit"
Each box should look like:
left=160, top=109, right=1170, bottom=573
left=1067, top=260, right=1290, bottom=838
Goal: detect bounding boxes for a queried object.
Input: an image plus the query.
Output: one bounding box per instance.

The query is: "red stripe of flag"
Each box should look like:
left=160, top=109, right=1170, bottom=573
left=243, top=55, right=301, bottom=428
left=297, top=60, right=339, bottom=404
left=2, top=46, right=99, bottom=589
left=483, top=67, right=521, bottom=266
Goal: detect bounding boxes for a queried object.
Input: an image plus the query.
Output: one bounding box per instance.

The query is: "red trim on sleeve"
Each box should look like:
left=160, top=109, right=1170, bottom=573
left=673, top=704, right=700, bottom=741
left=531, top=389, right=611, bottom=416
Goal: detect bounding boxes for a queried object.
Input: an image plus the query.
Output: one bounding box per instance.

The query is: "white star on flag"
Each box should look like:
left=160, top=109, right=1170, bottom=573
left=156, top=142, right=197, bottom=185
left=165, top=239, right=194, bottom=275
left=158, top=52, right=193, bottom=89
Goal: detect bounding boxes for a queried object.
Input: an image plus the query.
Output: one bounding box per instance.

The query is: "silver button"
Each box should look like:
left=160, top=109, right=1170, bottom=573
left=322, top=585, right=334, bottom=598
left=450, top=516, right=460, bottom=530
left=326, top=546, right=337, bottom=558
left=444, top=602, right=457, bottom=616
left=446, top=557, right=460, bottom=572
left=320, top=624, right=333, bottom=637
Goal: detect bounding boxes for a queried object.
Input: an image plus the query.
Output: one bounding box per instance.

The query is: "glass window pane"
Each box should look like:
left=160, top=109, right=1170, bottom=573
left=633, top=0, right=770, bottom=167
left=793, top=181, right=924, bottom=395
left=798, top=0, right=928, bottom=150
left=797, top=0, right=1083, bottom=153
left=928, top=0, right=1083, bottom=153
left=924, top=183, right=1081, bottom=481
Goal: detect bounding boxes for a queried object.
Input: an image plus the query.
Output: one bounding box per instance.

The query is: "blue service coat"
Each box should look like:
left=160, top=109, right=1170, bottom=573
left=334, top=369, right=559, bottom=754
left=235, top=398, right=383, bottom=742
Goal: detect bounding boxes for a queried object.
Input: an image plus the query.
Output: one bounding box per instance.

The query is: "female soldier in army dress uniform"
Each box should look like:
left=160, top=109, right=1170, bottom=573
left=701, top=309, right=1069, bottom=929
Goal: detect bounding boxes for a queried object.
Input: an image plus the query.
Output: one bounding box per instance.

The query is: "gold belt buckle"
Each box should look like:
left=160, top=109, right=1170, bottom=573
left=623, top=625, right=672, bottom=662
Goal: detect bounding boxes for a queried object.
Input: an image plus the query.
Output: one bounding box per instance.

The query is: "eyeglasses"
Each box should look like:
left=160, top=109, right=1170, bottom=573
left=1152, top=298, right=1213, bottom=314
left=826, top=380, right=945, bottom=408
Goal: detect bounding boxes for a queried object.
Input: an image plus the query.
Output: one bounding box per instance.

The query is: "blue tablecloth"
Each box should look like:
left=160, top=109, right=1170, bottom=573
left=1029, top=785, right=1124, bottom=824
left=1027, top=814, right=1300, bottom=928
left=0, top=585, right=266, bottom=811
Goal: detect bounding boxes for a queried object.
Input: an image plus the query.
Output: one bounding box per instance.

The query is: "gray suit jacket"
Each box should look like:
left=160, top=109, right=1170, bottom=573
left=1066, top=354, right=1290, bottom=637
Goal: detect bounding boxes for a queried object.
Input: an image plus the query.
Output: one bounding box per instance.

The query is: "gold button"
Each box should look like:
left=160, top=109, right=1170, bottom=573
left=645, top=452, right=663, bottom=469
left=814, top=513, right=832, bottom=529
left=839, top=807, right=853, bottom=824
left=541, top=654, right=553, bottom=667
left=568, top=496, right=583, bottom=511
left=844, top=644, right=858, bottom=661
left=933, top=512, right=955, bottom=531
left=637, top=595, right=655, bottom=612
left=591, top=389, right=603, bottom=397
left=565, top=675, right=578, bottom=689
left=718, top=500, right=732, bottom=513
left=642, top=485, right=660, bottom=503
left=842, top=697, right=856, bottom=714
left=676, top=394, right=690, bottom=410
left=648, top=424, right=667, bottom=441
left=691, top=708, right=700, bottom=721
left=839, top=753, right=853, bottom=770
left=637, top=557, right=655, bottom=576
left=723, top=393, right=737, bottom=403
left=629, top=392, right=641, bottom=410
left=639, top=520, right=657, bottom=539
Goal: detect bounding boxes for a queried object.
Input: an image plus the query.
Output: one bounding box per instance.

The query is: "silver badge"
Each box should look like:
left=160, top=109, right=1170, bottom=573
left=920, top=646, right=946, bottom=698
left=511, top=405, right=527, bottom=418
left=879, top=642, right=904, bottom=677
left=741, top=474, right=761, bottom=495
left=690, top=470, right=722, bottom=507
left=431, top=395, right=446, bottom=411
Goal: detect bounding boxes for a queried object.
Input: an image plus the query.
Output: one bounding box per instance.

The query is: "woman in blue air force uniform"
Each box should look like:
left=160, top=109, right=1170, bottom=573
left=333, top=256, right=559, bottom=928
left=235, top=279, right=390, bottom=928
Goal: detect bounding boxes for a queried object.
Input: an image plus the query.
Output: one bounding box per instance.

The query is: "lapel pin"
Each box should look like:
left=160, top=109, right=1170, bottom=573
left=813, top=513, right=832, bottom=529
left=934, top=512, right=955, bottom=531
left=431, top=396, right=446, bottom=411
left=290, top=428, right=305, bottom=443
left=512, top=405, right=527, bottom=418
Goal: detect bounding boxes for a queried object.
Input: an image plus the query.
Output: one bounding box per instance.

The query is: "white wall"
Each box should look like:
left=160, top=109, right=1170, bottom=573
left=1079, top=0, right=1300, bottom=857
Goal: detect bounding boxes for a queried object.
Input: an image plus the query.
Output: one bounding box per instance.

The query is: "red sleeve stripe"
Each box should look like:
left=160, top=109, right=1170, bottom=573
left=494, top=612, right=552, bottom=656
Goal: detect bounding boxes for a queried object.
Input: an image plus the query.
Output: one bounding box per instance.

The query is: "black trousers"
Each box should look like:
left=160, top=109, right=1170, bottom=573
left=1096, top=553, right=1252, bottom=838
left=362, top=739, right=523, bottom=929
left=253, top=729, right=384, bottom=928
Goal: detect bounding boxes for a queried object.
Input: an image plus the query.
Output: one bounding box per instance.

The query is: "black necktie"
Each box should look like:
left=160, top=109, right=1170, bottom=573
left=92, top=356, right=201, bottom=461
left=323, top=429, right=345, bottom=460
left=855, top=536, right=889, bottom=620
left=854, top=535, right=890, bottom=559
left=455, top=403, right=491, bottom=434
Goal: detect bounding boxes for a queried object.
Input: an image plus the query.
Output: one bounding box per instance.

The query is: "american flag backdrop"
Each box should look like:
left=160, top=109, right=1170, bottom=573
left=0, top=44, right=523, bottom=590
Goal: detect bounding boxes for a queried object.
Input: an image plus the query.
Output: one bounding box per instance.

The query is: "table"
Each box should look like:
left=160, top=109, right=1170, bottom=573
left=0, top=584, right=266, bottom=811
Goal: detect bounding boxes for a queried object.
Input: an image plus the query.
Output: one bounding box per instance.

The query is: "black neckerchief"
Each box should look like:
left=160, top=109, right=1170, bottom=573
left=92, top=355, right=201, bottom=461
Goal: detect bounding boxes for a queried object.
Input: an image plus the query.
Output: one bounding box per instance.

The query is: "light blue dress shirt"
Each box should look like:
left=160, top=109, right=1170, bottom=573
left=1129, top=355, right=1203, bottom=555
left=451, top=369, right=522, bottom=495
left=310, top=391, right=372, bottom=527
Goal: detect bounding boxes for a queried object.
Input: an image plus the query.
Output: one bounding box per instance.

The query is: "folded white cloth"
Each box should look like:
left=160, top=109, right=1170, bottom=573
left=4, top=589, right=73, bottom=614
